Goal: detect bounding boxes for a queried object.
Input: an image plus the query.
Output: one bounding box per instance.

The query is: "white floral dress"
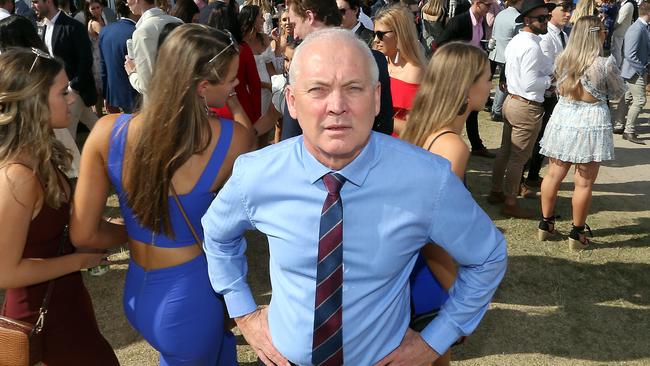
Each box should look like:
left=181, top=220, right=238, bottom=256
left=540, top=56, right=626, bottom=163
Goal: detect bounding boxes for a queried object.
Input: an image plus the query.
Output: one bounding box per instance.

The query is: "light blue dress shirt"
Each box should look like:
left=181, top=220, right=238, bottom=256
left=202, top=132, right=508, bottom=365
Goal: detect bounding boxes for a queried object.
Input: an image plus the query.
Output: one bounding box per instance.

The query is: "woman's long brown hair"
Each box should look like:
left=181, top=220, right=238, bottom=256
left=0, top=48, right=71, bottom=208
left=124, top=24, right=239, bottom=237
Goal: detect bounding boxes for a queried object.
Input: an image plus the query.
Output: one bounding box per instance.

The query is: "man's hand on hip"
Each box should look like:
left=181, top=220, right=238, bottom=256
left=235, top=307, right=289, bottom=366
left=373, top=328, right=440, bottom=366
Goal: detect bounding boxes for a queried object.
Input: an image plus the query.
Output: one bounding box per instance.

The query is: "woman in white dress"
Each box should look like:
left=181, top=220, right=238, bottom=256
left=538, top=16, right=625, bottom=250
left=240, top=4, right=277, bottom=116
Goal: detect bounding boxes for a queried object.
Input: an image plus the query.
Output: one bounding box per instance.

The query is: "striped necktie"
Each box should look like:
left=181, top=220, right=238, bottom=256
left=312, top=172, right=346, bottom=366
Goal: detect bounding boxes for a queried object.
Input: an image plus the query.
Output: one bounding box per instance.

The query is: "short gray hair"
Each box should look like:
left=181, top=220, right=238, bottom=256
left=289, top=27, right=379, bottom=86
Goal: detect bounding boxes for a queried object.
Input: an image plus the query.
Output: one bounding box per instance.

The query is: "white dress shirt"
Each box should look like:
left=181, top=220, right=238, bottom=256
left=505, top=31, right=553, bottom=103
left=44, top=10, right=61, bottom=56
left=128, top=7, right=181, bottom=95
left=540, top=22, right=565, bottom=63
left=0, top=8, right=11, bottom=20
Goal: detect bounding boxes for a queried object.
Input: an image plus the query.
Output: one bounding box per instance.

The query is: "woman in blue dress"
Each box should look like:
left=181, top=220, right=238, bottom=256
left=70, top=24, right=253, bottom=365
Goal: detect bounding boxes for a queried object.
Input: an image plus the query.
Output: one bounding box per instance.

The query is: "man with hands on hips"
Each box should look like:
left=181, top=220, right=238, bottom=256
left=202, top=28, right=507, bottom=366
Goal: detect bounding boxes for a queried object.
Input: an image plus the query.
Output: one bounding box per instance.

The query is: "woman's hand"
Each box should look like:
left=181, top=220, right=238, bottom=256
left=75, top=252, right=110, bottom=271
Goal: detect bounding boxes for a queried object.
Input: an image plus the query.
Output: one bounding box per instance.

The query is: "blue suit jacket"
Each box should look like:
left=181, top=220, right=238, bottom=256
left=99, top=18, right=139, bottom=112
left=621, top=19, right=650, bottom=79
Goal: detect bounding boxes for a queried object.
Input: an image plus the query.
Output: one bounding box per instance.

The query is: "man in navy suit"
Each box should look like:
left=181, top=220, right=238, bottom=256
left=99, top=0, right=139, bottom=113
left=613, top=1, right=650, bottom=145
left=33, top=0, right=97, bottom=136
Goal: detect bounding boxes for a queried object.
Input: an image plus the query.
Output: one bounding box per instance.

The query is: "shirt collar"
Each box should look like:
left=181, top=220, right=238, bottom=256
left=518, top=30, right=542, bottom=43
left=121, top=17, right=137, bottom=25
left=547, top=22, right=561, bottom=34
left=352, top=21, right=361, bottom=33
left=301, top=132, right=378, bottom=187
left=470, top=8, right=482, bottom=26
left=137, top=7, right=164, bottom=27
left=639, top=17, right=648, bottom=26
left=0, top=8, right=10, bottom=15
left=45, top=10, right=61, bottom=26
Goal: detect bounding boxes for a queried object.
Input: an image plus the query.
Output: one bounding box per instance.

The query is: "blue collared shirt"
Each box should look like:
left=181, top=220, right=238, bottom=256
left=202, top=132, right=507, bottom=365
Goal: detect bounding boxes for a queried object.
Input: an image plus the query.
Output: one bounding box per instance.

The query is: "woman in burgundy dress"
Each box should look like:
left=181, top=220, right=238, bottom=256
left=0, top=48, right=119, bottom=366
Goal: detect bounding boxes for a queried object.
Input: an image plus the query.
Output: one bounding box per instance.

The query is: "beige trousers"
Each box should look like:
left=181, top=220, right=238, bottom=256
left=68, top=90, right=98, bottom=138
left=491, top=95, right=544, bottom=198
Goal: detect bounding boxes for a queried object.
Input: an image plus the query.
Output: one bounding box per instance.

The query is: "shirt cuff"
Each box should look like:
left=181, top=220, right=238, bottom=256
left=419, top=312, right=463, bottom=356
left=223, top=286, right=258, bottom=318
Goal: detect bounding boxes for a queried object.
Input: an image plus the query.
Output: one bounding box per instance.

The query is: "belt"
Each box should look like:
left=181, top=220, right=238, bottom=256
left=508, top=94, right=543, bottom=107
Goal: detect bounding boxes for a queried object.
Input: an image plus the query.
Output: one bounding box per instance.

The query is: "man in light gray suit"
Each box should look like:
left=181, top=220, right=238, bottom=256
left=613, top=1, right=650, bottom=145
left=488, top=0, right=523, bottom=122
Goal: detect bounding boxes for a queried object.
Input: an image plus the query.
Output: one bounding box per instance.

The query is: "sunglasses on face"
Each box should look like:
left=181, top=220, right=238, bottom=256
left=339, top=7, right=350, bottom=15
left=373, top=30, right=394, bottom=41
left=530, top=14, right=551, bottom=23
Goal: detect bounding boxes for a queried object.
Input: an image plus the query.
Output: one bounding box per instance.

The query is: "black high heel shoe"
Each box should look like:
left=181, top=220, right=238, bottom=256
left=538, top=215, right=560, bottom=241
left=568, top=223, right=592, bottom=251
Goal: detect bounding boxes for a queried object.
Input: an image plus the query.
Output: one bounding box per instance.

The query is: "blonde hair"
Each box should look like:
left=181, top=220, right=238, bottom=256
left=244, top=0, right=272, bottom=15
left=556, top=16, right=603, bottom=99
left=402, top=42, right=488, bottom=147
left=0, top=48, right=71, bottom=208
left=422, top=0, right=444, bottom=18
left=374, top=5, right=426, bottom=67
left=125, top=24, right=239, bottom=237
left=570, top=0, right=596, bottom=24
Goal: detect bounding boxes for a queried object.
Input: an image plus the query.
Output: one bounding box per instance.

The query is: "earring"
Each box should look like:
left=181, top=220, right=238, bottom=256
left=393, top=49, right=400, bottom=64
left=202, top=95, right=210, bottom=116
left=457, top=99, right=468, bottom=115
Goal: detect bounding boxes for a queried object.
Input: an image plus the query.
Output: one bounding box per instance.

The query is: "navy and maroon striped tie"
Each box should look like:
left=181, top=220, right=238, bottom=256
left=312, top=172, right=346, bottom=366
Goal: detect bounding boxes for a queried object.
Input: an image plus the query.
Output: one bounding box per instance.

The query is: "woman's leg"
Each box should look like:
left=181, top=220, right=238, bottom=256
left=572, top=162, right=601, bottom=227
left=540, top=158, right=572, bottom=220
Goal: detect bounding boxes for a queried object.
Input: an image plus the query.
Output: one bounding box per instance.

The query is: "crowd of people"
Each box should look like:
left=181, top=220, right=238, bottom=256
left=0, top=0, right=644, bottom=364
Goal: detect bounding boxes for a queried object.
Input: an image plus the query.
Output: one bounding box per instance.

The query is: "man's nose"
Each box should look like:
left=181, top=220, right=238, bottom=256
left=328, top=89, right=347, bottom=115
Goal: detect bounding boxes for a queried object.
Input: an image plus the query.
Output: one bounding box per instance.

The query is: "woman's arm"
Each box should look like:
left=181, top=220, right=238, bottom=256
left=70, top=114, right=128, bottom=249
left=0, top=165, right=105, bottom=289
left=227, top=93, right=255, bottom=137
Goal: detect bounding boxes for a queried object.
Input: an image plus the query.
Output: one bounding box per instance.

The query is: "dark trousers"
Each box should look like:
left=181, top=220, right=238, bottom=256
left=466, top=111, right=484, bottom=151
left=526, top=95, right=558, bottom=181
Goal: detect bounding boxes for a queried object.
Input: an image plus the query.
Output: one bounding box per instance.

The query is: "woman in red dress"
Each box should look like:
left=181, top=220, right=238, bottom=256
left=208, top=1, right=262, bottom=122
left=373, top=5, right=426, bottom=137
left=0, top=48, right=119, bottom=366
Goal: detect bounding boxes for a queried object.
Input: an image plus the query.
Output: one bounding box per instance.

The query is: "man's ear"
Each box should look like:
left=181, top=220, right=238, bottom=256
left=306, top=9, right=316, bottom=25
left=286, top=84, right=299, bottom=120
left=373, top=82, right=381, bottom=117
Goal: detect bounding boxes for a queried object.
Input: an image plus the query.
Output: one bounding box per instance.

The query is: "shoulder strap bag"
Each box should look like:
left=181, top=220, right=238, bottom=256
left=169, top=184, right=235, bottom=331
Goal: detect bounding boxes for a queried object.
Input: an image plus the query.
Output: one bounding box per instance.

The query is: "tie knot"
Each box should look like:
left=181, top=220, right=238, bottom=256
left=322, top=172, right=346, bottom=195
